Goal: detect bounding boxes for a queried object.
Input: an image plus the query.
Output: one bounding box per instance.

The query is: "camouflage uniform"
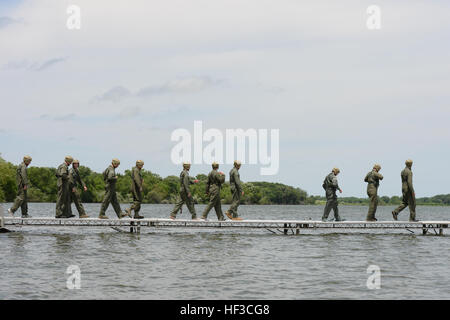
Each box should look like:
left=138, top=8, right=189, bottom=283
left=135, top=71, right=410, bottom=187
left=127, top=165, right=144, bottom=218
left=321, top=170, right=344, bottom=221
left=227, top=166, right=242, bottom=218
left=56, top=157, right=73, bottom=218
left=364, top=167, right=383, bottom=220
left=392, top=161, right=416, bottom=221
left=202, top=168, right=225, bottom=220
left=99, top=161, right=127, bottom=218
left=170, top=167, right=197, bottom=219
left=10, top=161, right=30, bottom=217
left=69, top=165, right=87, bottom=217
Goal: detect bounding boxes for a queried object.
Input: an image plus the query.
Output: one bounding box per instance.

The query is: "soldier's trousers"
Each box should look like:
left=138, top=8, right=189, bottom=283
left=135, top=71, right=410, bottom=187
left=393, top=191, right=416, bottom=220
left=56, top=183, right=72, bottom=218
left=170, top=191, right=196, bottom=218
left=11, top=187, right=28, bottom=215
left=202, top=188, right=224, bottom=220
left=129, top=190, right=143, bottom=215
left=228, top=188, right=241, bottom=218
left=322, top=198, right=340, bottom=220
left=366, top=185, right=379, bottom=220
left=70, top=189, right=86, bottom=216
left=99, top=187, right=122, bottom=218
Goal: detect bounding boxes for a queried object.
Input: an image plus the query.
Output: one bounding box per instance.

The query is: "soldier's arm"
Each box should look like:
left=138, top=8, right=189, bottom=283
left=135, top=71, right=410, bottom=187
left=107, top=168, right=116, bottom=181
left=407, top=171, right=414, bottom=193
left=332, top=176, right=342, bottom=192
left=376, top=172, right=384, bottom=180
left=233, top=171, right=242, bottom=192
left=364, top=173, right=369, bottom=182
left=59, top=166, right=69, bottom=180
left=78, top=174, right=86, bottom=189
left=205, top=175, right=211, bottom=193
left=21, top=165, right=29, bottom=186
left=183, top=174, right=191, bottom=194
left=132, top=169, right=140, bottom=187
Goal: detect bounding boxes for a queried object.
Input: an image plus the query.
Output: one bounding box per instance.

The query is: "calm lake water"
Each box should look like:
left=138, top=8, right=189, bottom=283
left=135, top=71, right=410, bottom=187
left=0, top=203, right=449, bottom=300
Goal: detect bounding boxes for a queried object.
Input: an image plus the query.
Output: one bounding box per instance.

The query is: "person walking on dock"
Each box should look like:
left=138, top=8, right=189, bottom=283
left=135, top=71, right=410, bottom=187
left=392, top=159, right=417, bottom=221
left=226, top=160, right=244, bottom=221
left=99, top=159, right=130, bottom=219
left=125, top=160, right=145, bottom=219
left=8, top=156, right=32, bottom=218
left=321, top=167, right=345, bottom=222
left=56, top=156, right=74, bottom=218
left=69, top=159, right=89, bottom=218
left=170, top=162, right=199, bottom=219
left=364, top=164, right=383, bottom=221
left=201, top=162, right=226, bottom=221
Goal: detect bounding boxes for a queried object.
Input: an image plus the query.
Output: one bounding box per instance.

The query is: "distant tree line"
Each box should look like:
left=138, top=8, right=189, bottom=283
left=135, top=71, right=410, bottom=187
left=1, top=156, right=449, bottom=205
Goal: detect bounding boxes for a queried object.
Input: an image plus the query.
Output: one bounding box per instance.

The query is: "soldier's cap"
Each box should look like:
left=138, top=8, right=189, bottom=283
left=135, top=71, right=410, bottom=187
left=332, top=167, right=340, bottom=174
left=182, top=162, right=191, bottom=167
left=112, top=158, right=120, bottom=165
left=212, top=161, right=219, bottom=168
left=373, top=164, right=381, bottom=170
left=65, top=156, right=74, bottom=163
left=23, top=155, right=32, bottom=162
left=405, top=159, right=413, bottom=166
left=136, top=160, right=144, bottom=166
left=73, top=159, right=80, bottom=164
left=234, top=160, right=242, bottom=166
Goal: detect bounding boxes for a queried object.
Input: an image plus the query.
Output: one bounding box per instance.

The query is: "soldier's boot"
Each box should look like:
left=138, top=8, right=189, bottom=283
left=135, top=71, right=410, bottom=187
left=22, top=214, right=32, bottom=218
left=335, top=217, right=346, bottom=222
left=366, top=217, right=377, bottom=222
left=125, top=207, right=132, bottom=217
left=134, top=213, right=144, bottom=219
left=119, top=212, right=130, bottom=219
left=366, top=213, right=377, bottom=221
left=8, top=208, right=14, bottom=217
left=391, top=211, right=398, bottom=221
left=321, top=217, right=327, bottom=222
left=169, top=215, right=176, bottom=220
left=98, top=215, right=109, bottom=219
left=80, top=214, right=90, bottom=218
left=225, top=211, right=233, bottom=220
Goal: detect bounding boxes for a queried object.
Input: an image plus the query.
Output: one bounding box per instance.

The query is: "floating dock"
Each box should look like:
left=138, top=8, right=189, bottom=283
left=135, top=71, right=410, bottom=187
left=1, top=216, right=448, bottom=235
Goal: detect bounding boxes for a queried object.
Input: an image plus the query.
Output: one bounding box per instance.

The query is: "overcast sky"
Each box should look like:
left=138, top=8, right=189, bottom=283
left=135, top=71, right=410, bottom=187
left=1, top=0, right=449, bottom=197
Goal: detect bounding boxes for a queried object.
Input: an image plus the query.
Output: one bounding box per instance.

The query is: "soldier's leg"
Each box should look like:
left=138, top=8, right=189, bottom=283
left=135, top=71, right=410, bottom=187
left=229, top=191, right=240, bottom=218
left=332, top=199, right=341, bottom=220
left=408, top=193, right=416, bottom=220
left=393, top=193, right=408, bottom=215
left=72, top=190, right=86, bottom=216
left=10, top=188, right=25, bottom=214
left=322, top=199, right=333, bottom=220
left=110, top=191, right=123, bottom=218
left=170, top=199, right=183, bottom=218
left=185, top=196, right=197, bottom=219
left=201, top=195, right=215, bottom=219
left=366, top=188, right=377, bottom=220
left=56, top=185, right=64, bottom=217
left=21, top=189, right=28, bottom=215
left=99, top=189, right=111, bottom=216
left=214, top=194, right=225, bottom=220
left=63, top=186, right=74, bottom=217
